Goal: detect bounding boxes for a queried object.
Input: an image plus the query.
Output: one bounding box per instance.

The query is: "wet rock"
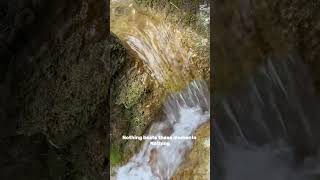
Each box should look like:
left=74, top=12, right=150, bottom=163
left=172, top=123, right=210, bottom=180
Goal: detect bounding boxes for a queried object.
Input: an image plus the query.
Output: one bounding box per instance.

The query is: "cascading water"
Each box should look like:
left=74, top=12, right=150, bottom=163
left=111, top=0, right=209, bottom=89
left=117, top=80, right=209, bottom=180
left=111, top=0, right=210, bottom=179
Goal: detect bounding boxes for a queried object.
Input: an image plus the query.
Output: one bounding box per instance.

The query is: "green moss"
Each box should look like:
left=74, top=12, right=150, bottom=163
left=121, top=80, right=145, bottom=109
left=110, top=145, right=122, bottom=166
left=128, top=108, right=146, bottom=135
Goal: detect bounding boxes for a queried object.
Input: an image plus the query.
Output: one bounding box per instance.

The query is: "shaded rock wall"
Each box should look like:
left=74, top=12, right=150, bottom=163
left=0, top=0, right=109, bottom=179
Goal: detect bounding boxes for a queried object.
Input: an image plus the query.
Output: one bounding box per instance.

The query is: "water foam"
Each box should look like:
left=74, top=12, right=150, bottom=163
left=116, top=80, right=209, bottom=180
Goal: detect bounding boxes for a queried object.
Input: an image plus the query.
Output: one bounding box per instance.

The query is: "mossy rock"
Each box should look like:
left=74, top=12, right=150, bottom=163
left=109, top=33, right=166, bottom=165
left=13, top=0, right=109, bottom=179
left=110, top=145, right=122, bottom=166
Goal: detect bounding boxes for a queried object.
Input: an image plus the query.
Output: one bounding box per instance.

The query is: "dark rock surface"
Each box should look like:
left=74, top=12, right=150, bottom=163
left=0, top=0, right=109, bottom=179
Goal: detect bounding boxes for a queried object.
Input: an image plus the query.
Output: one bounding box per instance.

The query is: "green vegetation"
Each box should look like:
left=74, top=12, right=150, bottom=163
left=110, top=145, right=122, bottom=166
left=115, top=74, right=146, bottom=109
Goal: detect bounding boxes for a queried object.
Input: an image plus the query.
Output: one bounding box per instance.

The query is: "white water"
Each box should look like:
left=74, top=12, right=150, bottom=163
left=116, top=80, right=210, bottom=180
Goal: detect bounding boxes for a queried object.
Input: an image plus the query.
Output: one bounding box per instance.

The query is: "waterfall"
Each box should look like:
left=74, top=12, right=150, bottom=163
left=117, top=80, right=209, bottom=180
left=111, top=0, right=209, bottom=89
left=111, top=1, right=210, bottom=179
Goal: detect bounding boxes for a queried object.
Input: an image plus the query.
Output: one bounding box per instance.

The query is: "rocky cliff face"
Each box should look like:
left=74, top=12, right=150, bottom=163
left=0, top=0, right=109, bottom=179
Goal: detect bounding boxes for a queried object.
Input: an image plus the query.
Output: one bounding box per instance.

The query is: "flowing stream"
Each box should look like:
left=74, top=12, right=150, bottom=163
left=117, top=80, right=209, bottom=180
left=111, top=0, right=210, bottom=179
